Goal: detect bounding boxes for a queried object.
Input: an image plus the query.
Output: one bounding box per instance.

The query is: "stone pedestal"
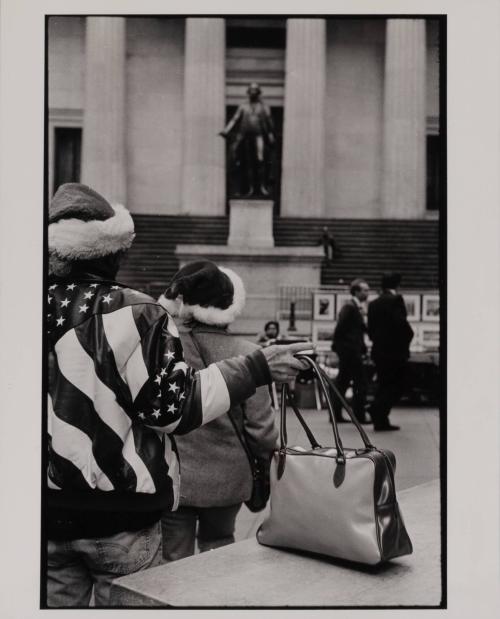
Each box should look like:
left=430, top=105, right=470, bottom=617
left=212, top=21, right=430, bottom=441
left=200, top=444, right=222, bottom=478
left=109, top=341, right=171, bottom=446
left=175, top=244, right=324, bottom=335
left=82, top=17, right=126, bottom=204
left=281, top=19, right=326, bottom=217
left=227, top=200, right=274, bottom=248
left=111, top=480, right=440, bottom=607
left=181, top=18, right=226, bottom=215
left=382, top=19, right=426, bottom=218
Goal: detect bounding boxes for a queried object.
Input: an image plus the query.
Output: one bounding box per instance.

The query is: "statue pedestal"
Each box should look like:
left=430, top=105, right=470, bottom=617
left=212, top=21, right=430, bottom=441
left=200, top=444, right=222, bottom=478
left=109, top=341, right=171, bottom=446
left=227, top=199, right=274, bottom=248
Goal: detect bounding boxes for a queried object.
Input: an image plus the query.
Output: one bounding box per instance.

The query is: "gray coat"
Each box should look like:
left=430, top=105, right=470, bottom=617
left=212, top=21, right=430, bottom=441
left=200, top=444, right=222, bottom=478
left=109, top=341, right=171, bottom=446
left=175, top=322, right=278, bottom=508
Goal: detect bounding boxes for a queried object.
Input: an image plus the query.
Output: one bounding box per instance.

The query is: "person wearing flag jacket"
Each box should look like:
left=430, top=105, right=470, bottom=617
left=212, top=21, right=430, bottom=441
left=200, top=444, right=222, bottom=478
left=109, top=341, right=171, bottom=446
left=46, top=183, right=309, bottom=607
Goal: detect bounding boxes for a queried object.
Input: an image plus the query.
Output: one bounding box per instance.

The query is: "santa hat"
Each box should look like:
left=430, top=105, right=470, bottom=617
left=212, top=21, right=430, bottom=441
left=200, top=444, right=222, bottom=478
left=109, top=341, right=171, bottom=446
left=158, top=260, right=246, bottom=326
left=48, top=183, right=135, bottom=274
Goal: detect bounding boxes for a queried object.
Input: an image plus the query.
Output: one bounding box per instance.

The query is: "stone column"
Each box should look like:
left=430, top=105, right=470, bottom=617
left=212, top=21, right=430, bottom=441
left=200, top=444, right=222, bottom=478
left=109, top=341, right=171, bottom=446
left=81, top=17, right=127, bottom=204
left=281, top=19, right=326, bottom=217
left=181, top=18, right=226, bottom=215
left=382, top=19, right=426, bottom=218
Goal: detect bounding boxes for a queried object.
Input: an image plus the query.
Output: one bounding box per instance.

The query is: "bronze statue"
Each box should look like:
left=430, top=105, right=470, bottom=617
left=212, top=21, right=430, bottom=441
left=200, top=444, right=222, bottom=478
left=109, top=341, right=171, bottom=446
left=219, top=82, right=275, bottom=198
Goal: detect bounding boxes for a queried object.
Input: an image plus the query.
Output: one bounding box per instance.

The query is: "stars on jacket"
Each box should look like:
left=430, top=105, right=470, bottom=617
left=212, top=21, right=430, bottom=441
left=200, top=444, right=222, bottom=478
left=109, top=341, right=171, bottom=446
left=46, top=282, right=149, bottom=337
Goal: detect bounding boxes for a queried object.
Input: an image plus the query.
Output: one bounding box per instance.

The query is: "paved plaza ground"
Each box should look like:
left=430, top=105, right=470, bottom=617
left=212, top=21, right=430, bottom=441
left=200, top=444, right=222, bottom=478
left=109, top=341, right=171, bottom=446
left=235, top=404, right=441, bottom=542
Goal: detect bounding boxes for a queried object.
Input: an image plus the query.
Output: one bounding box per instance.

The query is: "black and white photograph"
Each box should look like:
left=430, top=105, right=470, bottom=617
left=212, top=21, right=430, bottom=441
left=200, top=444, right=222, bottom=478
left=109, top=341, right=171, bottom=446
left=335, top=292, right=352, bottom=318
left=312, top=322, right=336, bottom=350
left=1, top=1, right=500, bottom=617
left=42, top=13, right=444, bottom=609
left=420, top=324, right=440, bottom=351
left=422, top=293, right=440, bottom=321
left=403, top=293, right=421, bottom=322
left=312, top=291, right=336, bottom=321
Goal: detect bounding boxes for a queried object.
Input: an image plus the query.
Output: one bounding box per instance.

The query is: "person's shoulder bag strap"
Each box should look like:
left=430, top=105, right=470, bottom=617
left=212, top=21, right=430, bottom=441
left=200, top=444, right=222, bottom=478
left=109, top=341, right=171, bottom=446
left=185, top=329, right=258, bottom=472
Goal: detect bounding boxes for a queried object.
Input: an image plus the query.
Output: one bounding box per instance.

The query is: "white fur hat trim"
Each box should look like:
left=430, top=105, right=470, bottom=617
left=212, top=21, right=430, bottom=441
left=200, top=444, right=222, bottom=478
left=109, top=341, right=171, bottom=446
left=48, top=204, right=135, bottom=261
left=158, top=293, right=182, bottom=317
left=159, top=267, right=246, bottom=326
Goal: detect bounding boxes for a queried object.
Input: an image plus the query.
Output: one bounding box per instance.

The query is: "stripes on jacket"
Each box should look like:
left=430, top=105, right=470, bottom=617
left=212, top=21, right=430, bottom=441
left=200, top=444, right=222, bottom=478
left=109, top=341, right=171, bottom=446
left=46, top=277, right=270, bottom=513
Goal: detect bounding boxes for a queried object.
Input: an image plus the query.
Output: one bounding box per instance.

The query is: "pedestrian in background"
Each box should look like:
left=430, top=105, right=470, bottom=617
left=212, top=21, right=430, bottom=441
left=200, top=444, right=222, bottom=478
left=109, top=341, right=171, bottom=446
left=318, top=226, right=339, bottom=262
left=159, top=261, right=278, bottom=561
left=256, top=320, right=282, bottom=345
left=331, top=278, right=370, bottom=424
left=367, top=272, right=414, bottom=431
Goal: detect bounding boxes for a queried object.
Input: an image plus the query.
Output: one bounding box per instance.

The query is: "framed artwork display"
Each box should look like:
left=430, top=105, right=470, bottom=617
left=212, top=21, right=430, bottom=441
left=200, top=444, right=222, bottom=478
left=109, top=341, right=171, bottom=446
left=335, top=293, right=352, bottom=318
left=420, top=324, right=440, bottom=350
left=403, top=294, right=421, bottom=322
left=312, top=292, right=335, bottom=321
left=312, top=322, right=336, bottom=351
left=422, top=294, right=440, bottom=322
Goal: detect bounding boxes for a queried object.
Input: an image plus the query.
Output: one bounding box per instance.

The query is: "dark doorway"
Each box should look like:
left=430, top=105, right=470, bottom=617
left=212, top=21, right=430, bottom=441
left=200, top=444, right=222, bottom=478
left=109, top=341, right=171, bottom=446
left=53, top=127, right=82, bottom=194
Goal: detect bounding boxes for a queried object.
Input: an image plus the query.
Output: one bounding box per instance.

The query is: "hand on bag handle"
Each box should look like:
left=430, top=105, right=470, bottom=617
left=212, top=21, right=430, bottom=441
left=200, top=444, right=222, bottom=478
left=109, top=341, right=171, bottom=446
left=261, top=342, right=312, bottom=383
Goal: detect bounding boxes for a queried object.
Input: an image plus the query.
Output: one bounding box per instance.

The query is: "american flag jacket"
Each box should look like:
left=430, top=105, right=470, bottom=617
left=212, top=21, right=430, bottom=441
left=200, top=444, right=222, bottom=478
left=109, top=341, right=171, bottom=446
left=46, top=275, right=270, bottom=515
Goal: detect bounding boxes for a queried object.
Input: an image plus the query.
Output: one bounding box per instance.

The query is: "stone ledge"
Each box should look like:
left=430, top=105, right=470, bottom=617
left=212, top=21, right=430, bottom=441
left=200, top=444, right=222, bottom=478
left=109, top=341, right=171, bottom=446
left=110, top=479, right=441, bottom=607
left=176, top=244, right=324, bottom=264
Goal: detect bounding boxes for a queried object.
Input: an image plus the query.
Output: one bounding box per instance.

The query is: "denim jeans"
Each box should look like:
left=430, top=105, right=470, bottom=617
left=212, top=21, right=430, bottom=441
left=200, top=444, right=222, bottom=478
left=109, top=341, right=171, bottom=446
left=46, top=521, right=162, bottom=607
left=161, top=504, right=241, bottom=562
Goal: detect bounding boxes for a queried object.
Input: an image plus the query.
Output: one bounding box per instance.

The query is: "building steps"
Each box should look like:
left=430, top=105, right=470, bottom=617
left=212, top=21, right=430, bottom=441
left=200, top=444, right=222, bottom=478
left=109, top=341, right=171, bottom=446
left=118, top=214, right=439, bottom=296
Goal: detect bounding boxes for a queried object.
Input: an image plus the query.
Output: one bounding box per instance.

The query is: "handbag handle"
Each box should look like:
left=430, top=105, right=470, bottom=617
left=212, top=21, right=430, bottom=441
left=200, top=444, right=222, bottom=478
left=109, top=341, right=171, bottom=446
left=297, top=354, right=375, bottom=449
left=279, top=384, right=322, bottom=451
left=277, top=354, right=375, bottom=477
left=309, top=358, right=374, bottom=450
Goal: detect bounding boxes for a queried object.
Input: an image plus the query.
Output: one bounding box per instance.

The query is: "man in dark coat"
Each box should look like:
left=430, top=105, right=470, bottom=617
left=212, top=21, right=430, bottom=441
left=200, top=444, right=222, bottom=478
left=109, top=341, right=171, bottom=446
left=367, top=273, right=414, bottom=431
left=332, top=279, right=370, bottom=423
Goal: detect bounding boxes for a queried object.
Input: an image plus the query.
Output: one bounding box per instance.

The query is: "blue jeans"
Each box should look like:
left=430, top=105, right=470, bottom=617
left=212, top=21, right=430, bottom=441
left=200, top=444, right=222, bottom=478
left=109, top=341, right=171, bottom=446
left=47, top=521, right=162, bottom=607
left=161, top=504, right=241, bottom=562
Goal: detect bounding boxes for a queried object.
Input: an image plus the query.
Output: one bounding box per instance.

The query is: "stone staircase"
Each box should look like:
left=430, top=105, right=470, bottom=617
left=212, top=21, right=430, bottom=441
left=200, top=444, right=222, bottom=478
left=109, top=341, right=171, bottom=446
left=118, top=215, right=229, bottom=297
left=274, top=218, right=439, bottom=290
left=118, top=214, right=439, bottom=295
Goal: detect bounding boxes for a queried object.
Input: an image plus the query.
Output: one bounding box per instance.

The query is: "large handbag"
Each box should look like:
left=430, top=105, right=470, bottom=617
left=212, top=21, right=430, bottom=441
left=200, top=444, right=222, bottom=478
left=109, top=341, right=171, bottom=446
left=257, top=354, right=413, bottom=565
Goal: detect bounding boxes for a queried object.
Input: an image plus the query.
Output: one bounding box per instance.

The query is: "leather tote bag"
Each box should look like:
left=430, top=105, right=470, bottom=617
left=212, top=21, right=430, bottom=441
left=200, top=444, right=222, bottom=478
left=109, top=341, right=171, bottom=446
left=257, top=354, right=413, bottom=566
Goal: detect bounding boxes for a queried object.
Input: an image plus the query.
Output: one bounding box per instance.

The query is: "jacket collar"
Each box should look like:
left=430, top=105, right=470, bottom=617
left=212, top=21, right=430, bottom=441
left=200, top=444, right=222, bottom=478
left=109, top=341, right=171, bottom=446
left=180, top=320, right=229, bottom=335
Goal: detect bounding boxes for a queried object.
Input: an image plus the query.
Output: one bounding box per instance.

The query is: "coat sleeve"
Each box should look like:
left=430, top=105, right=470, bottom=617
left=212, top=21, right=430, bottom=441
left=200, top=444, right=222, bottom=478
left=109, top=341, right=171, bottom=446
left=125, top=307, right=271, bottom=435
left=367, top=301, right=376, bottom=340
left=394, top=295, right=414, bottom=345
left=241, top=385, right=278, bottom=460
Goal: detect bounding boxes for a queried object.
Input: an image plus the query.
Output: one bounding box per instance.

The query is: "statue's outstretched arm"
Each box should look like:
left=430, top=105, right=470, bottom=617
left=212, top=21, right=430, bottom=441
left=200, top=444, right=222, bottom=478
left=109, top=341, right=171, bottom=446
left=220, top=105, right=243, bottom=137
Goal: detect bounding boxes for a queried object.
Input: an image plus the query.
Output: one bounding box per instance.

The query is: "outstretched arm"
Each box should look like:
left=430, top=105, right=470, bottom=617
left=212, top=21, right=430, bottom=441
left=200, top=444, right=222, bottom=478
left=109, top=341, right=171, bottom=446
left=126, top=305, right=309, bottom=435
left=220, top=105, right=243, bottom=137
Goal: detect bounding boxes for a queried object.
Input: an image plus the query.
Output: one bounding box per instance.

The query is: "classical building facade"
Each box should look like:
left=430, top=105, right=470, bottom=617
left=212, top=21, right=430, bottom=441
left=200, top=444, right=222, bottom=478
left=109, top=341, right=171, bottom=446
left=48, top=16, right=441, bottom=220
